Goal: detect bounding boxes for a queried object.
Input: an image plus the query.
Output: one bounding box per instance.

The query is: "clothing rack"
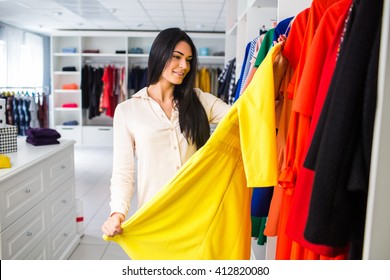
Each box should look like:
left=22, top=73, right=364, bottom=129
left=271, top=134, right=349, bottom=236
left=0, top=86, right=50, bottom=95
left=83, top=60, right=125, bottom=68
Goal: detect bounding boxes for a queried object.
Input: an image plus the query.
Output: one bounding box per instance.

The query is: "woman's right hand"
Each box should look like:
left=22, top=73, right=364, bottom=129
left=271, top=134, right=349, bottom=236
left=102, top=212, right=125, bottom=237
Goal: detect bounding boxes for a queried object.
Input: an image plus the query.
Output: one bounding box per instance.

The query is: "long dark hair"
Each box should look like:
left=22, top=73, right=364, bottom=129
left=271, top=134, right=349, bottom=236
left=147, top=27, right=210, bottom=149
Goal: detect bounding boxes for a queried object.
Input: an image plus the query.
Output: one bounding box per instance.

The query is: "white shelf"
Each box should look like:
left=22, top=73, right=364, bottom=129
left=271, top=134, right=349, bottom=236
left=51, top=30, right=225, bottom=145
left=53, top=53, right=79, bottom=57
left=81, top=53, right=127, bottom=57
left=54, top=108, right=81, bottom=112
left=54, top=89, right=81, bottom=93
left=53, top=71, right=81, bottom=75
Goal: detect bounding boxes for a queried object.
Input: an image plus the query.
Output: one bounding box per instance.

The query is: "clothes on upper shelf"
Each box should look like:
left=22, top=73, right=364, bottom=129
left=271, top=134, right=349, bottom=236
left=62, top=66, right=77, bottom=71
left=62, top=83, right=78, bottom=90
left=62, top=47, right=77, bottom=53
left=62, top=103, right=78, bottom=108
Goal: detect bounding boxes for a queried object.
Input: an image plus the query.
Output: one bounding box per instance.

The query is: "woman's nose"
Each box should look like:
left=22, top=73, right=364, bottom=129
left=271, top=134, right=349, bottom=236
left=180, top=58, right=188, bottom=69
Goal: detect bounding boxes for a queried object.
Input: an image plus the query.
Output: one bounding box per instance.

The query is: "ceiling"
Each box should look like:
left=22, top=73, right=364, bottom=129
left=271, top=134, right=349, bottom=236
left=0, top=0, right=227, bottom=35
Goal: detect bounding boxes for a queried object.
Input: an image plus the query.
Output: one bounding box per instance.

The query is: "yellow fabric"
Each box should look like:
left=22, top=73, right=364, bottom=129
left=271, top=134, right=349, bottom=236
left=103, top=43, right=281, bottom=260
left=0, top=154, right=11, bottom=168
left=199, top=67, right=211, bottom=92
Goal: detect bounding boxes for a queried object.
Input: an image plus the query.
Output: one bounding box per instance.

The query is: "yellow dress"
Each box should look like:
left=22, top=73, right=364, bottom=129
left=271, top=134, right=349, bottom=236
left=103, top=43, right=281, bottom=260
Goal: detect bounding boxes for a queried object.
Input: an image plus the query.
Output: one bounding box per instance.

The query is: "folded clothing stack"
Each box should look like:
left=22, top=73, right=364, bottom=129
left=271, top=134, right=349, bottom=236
left=62, top=103, right=78, bottom=108
left=62, top=83, right=79, bottom=90
left=62, top=47, right=77, bottom=53
left=26, top=128, right=61, bottom=146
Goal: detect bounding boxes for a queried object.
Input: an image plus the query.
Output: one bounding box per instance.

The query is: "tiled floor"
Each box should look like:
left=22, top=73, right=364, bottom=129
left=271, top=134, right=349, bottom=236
left=68, top=144, right=137, bottom=260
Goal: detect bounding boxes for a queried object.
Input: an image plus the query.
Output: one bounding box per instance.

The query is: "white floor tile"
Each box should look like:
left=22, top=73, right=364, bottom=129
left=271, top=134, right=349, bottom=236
left=101, top=243, right=130, bottom=260
left=68, top=244, right=108, bottom=260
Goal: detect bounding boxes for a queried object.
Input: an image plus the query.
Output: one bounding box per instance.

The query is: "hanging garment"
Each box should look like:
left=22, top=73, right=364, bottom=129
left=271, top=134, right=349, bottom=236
left=263, top=5, right=311, bottom=239
left=304, top=0, right=383, bottom=259
left=103, top=43, right=282, bottom=260
left=264, top=0, right=342, bottom=260
left=285, top=0, right=352, bottom=259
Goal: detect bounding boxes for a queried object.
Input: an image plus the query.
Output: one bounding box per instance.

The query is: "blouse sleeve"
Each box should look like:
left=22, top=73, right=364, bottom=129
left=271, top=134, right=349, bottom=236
left=195, top=88, right=231, bottom=124
left=109, top=102, right=136, bottom=218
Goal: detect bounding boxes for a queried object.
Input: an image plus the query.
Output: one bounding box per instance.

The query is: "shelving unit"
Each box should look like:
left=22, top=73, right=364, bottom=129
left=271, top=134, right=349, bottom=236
left=51, top=35, right=82, bottom=143
left=50, top=30, right=225, bottom=146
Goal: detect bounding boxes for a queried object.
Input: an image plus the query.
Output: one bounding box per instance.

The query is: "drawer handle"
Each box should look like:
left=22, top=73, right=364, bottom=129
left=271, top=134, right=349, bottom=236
left=25, top=189, right=31, bottom=193
left=98, top=128, right=111, bottom=131
left=61, top=165, right=66, bottom=169
left=61, top=127, right=74, bottom=130
left=26, top=232, right=33, bottom=236
left=61, top=199, right=67, bottom=204
left=63, top=233, right=68, bottom=237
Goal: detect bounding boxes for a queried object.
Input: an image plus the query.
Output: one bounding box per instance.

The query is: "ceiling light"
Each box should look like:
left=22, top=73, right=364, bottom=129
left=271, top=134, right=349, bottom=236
left=53, top=11, right=63, bottom=16
left=196, top=24, right=204, bottom=29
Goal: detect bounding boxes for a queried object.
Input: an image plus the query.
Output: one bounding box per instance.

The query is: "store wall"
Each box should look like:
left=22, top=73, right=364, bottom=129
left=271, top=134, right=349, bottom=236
left=278, top=0, right=312, bottom=20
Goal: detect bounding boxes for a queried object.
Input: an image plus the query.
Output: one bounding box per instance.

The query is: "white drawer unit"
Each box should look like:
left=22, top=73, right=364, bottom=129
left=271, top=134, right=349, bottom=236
left=0, top=203, right=47, bottom=260
left=48, top=209, right=78, bottom=260
left=82, top=126, right=113, bottom=146
left=24, top=238, right=50, bottom=260
left=0, top=137, right=80, bottom=259
left=0, top=165, right=46, bottom=232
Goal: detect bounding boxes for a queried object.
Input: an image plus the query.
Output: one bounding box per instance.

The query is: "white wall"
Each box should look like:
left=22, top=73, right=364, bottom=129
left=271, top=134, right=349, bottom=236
left=278, top=0, right=312, bottom=20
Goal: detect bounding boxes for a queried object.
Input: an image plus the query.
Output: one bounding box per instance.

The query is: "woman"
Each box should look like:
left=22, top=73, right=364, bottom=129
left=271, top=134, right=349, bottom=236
left=102, top=27, right=230, bottom=237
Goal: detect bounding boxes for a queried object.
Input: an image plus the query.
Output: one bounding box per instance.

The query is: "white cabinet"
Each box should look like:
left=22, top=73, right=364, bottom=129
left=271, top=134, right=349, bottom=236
left=0, top=138, right=80, bottom=259
left=50, top=31, right=225, bottom=146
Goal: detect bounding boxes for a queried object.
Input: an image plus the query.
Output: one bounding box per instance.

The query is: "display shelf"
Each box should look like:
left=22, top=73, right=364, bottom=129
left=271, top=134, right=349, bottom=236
left=51, top=30, right=225, bottom=145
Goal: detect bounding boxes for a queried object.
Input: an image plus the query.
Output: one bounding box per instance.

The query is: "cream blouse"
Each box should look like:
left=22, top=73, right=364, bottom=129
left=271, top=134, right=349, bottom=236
left=110, top=87, right=231, bottom=218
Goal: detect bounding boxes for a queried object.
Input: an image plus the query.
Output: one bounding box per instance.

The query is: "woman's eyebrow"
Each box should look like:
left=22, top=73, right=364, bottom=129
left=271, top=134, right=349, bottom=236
left=173, top=50, right=192, bottom=58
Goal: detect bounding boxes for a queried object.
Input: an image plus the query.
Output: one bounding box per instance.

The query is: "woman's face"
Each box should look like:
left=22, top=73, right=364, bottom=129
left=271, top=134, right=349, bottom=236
left=161, top=41, right=192, bottom=85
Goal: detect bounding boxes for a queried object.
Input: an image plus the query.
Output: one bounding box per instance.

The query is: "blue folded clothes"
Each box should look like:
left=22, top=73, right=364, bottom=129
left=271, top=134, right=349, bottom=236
left=128, top=47, right=143, bottom=54
left=26, top=137, right=60, bottom=146
left=26, top=127, right=61, bottom=139
left=62, top=47, right=77, bottom=53
left=63, top=120, right=79, bottom=126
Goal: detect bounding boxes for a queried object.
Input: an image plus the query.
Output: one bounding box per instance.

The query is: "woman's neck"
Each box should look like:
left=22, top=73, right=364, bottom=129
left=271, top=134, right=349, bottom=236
left=147, top=82, right=174, bottom=103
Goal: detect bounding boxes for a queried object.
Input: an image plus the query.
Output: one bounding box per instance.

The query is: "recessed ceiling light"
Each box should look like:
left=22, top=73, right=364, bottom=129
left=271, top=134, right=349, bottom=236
left=136, top=23, right=143, bottom=27
left=196, top=24, right=204, bottom=29
left=53, top=11, right=63, bottom=16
